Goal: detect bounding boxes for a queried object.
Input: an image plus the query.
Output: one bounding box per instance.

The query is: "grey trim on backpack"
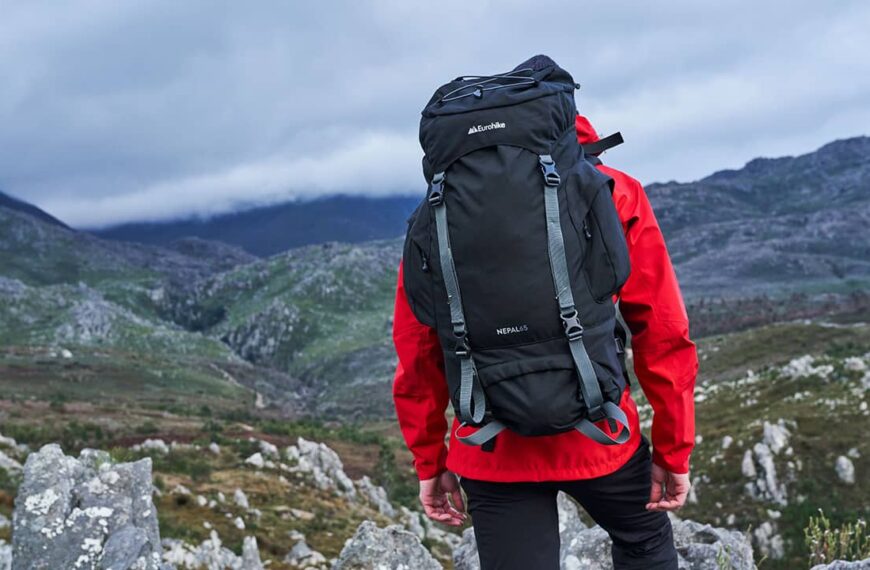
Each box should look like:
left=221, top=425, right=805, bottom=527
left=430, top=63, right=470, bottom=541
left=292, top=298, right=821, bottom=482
left=456, top=419, right=507, bottom=446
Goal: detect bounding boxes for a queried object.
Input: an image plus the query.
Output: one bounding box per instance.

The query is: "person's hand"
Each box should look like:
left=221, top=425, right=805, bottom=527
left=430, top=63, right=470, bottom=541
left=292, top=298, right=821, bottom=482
left=645, top=462, right=691, bottom=512
left=419, top=470, right=467, bottom=526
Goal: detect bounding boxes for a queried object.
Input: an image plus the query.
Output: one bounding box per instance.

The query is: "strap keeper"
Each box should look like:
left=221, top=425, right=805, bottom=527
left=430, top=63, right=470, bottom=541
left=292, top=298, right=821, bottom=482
left=428, top=172, right=445, bottom=206
left=538, top=155, right=561, bottom=187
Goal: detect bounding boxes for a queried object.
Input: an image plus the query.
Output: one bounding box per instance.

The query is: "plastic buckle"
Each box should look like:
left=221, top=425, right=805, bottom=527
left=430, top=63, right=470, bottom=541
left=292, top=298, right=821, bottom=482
left=560, top=310, right=583, bottom=341
left=428, top=173, right=445, bottom=206
left=538, top=155, right=561, bottom=187
left=587, top=404, right=606, bottom=423
left=454, top=331, right=471, bottom=359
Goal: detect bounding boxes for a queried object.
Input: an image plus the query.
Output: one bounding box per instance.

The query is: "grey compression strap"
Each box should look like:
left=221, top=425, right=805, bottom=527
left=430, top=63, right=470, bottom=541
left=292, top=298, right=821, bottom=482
left=575, top=402, right=631, bottom=445
left=539, top=155, right=605, bottom=415
left=429, top=172, right=485, bottom=426
left=539, top=155, right=630, bottom=445
left=456, top=419, right=506, bottom=446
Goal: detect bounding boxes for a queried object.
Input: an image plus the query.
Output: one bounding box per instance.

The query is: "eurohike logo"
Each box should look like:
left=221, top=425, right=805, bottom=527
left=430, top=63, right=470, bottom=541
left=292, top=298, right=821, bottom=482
left=495, top=324, right=529, bottom=335
left=468, top=121, right=506, bottom=135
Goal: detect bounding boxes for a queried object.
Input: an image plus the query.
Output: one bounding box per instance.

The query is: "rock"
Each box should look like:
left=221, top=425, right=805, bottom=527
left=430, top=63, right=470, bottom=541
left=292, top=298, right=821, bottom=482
left=844, top=356, right=867, bottom=372
left=162, top=530, right=264, bottom=569
left=241, top=536, right=265, bottom=570
left=812, top=561, right=870, bottom=570
left=0, top=540, right=10, bottom=570
left=258, top=439, right=280, bottom=459
left=454, top=517, right=753, bottom=570
left=12, top=443, right=162, bottom=569
left=234, top=488, right=250, bottom=509
left=745, top=442, right=788, bottom=506
left=233, top=516, right=246, bottom=530
left=132, top=439, right=170, bottom=455
left=208, top=442, right=221, bottom=455
left=762, top=420, right=791, bottom=455
left=0, top=514, right=9, bottom=529
left=335, top=521, right=441, bottom=570
left=674, top=520, right=755, bottom=569
left=752, top=521, right=784, bottom=560
left=284, top=534, right=328, bottom=569
left=355, top=475, right=396, bottom=517
left=721, top=436, right=733, bottom=450
left=0, top=450, right=22, bottom=474
left=287, top=437, right=356, bottom=498
left=835, top=456, right=856, bottom=484
left=245, top=452, right=265, bottom=469
left=741, top=450, right=756, bottom=479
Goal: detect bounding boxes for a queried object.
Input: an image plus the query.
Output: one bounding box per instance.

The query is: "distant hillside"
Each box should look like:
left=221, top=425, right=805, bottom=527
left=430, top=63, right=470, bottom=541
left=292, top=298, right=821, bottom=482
left=1, top=135, right=868, bottom=418
left=646, top=136, right=870, bottom=297
left=0, top=189, right=69, bottom=229
left=91, top=194, right=421, bottom=256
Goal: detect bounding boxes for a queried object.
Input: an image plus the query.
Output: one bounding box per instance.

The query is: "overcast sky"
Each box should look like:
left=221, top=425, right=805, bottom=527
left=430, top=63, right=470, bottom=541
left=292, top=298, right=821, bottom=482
left=1, top=1, right=868, bottom=228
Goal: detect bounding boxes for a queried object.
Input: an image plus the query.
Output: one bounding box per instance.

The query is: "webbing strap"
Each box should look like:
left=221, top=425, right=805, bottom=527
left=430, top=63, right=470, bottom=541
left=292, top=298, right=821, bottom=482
left=458, top=357, right=485, bottom=424
left=539, top=155, right=605, bottom=415
left=582, top=132, right=624, bottom=156
left=456, top=420, right=506, bottom=446
left=430, top=172, right=485, bottom=425
left=575, top=402, right=631, bottom=445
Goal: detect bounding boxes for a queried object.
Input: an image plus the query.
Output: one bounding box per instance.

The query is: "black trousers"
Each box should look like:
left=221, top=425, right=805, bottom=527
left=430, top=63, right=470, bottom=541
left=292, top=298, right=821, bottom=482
left=460, top=439, right=678, bottom=570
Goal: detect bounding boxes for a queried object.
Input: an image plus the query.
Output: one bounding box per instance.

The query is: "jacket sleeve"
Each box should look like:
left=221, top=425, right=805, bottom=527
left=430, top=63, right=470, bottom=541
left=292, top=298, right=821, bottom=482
left=603, top=166, right=698, bottom=474
left=392, top=260, right=450, bottom=480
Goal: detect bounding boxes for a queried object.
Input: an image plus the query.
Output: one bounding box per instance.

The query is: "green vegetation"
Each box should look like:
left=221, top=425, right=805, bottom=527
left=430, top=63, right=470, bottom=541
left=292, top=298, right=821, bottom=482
left=805, top=511, right=870, bottom=565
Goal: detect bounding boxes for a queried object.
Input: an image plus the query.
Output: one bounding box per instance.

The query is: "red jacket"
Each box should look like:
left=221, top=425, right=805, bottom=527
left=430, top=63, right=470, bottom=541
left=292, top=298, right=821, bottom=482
left=392, top=115, right=698, bottom=482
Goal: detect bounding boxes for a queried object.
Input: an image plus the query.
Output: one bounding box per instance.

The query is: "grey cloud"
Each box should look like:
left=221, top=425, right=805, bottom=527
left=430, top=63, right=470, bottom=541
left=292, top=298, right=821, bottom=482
left=1, top=0, right=868, bottom=227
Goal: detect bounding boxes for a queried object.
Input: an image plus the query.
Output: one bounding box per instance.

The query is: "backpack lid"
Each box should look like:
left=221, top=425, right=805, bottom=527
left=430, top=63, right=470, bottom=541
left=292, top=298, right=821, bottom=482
left=421, top=55, right=576, bottom=118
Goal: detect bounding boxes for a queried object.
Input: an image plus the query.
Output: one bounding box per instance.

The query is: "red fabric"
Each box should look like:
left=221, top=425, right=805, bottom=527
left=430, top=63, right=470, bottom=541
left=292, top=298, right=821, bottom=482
left=392, top=115, right=698, bottom=482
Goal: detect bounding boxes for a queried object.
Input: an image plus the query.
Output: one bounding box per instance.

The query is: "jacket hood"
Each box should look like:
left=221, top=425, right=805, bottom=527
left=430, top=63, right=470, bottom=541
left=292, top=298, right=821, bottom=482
left=575, top=114, right=600, bottom=145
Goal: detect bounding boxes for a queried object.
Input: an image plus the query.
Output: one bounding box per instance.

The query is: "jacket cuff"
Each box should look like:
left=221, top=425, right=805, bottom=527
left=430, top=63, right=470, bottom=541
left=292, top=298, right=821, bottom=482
left=652, top=449, right=690, bottom=474
left=414, top=446, right=448, bottom=480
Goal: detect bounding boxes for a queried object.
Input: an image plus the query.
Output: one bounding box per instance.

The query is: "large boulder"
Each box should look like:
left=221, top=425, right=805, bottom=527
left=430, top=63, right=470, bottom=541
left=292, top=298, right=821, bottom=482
left=12, top=444, right=164, bottom=570
left=334, top=520, right=442, bottom=570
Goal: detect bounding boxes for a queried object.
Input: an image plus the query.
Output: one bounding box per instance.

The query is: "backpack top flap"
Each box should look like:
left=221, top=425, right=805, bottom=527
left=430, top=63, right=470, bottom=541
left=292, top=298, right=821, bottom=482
left=419, top=55, right=578, bottom=175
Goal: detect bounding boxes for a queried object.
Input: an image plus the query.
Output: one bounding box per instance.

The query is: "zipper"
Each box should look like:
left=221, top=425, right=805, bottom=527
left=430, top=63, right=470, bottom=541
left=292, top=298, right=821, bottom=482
left=419, top=248, right=430, bottom=273
left=582, top=218, right=592, bottom=239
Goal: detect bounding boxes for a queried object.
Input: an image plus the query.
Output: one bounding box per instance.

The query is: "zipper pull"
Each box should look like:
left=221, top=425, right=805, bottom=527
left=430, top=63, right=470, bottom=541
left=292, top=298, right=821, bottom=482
left=582, top=219, right=592, bottom=239
left=421, top=253, right=430, bottom=273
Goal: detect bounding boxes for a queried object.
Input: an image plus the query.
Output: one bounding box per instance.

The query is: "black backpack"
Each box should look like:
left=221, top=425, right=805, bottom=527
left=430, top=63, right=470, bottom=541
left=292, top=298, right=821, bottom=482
left=402, top=55, right=632, bottom=450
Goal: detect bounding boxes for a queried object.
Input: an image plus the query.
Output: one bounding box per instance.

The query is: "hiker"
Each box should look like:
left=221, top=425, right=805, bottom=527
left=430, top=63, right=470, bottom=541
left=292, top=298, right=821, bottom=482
left=393, top=56, right=697, bottom=569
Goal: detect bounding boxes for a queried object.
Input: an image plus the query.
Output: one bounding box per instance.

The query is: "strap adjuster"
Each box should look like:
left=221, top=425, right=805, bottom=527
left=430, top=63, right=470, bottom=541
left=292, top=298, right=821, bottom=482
left=538, top=155, right=561, bottom=187
left=560, top=309, right=583, bottom=341
left=428, top=172, right=445, bottom=206
left=454, top=333, right=471, bottom=359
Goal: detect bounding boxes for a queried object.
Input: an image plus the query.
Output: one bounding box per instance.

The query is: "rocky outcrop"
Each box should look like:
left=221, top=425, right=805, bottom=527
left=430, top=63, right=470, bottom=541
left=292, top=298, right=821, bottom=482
left=162, top=532, right=264, bottom=569
left=453, top=498, right=753, bottom=570
left=286, top=437, right=356, bottom=498
left=12, top=444, right=163, bottom=570
left=334, top=521, right=441, bottom=570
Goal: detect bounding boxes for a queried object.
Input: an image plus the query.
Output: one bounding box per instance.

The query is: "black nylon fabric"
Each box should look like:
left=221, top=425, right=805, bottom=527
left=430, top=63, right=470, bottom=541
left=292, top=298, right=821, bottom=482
left=402, top=55, right=631, bottom=438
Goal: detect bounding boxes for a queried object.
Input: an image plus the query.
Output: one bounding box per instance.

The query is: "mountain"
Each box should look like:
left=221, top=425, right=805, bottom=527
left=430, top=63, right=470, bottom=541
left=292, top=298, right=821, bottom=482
left=0, top=189, right=69, bottom=229
left=646, top=136, right=870, bottom=297
left=1, top=136, right=869, bottom=418
left=91, top=194, right=421, bottom=256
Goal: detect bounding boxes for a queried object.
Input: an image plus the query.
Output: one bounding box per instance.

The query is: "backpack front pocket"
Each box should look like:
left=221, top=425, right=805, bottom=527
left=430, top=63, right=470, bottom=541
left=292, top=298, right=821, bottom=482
left=477, top=355, right=584, bottom=436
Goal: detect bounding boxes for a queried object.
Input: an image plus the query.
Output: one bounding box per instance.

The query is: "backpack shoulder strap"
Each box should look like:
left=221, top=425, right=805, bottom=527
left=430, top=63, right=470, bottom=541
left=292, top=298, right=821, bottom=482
left=538, top=154, right=630, bottom=445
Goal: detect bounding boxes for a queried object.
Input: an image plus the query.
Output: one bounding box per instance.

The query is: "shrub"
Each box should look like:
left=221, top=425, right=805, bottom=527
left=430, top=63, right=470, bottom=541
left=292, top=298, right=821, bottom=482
left=805, top=510, right=870, bottom=565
